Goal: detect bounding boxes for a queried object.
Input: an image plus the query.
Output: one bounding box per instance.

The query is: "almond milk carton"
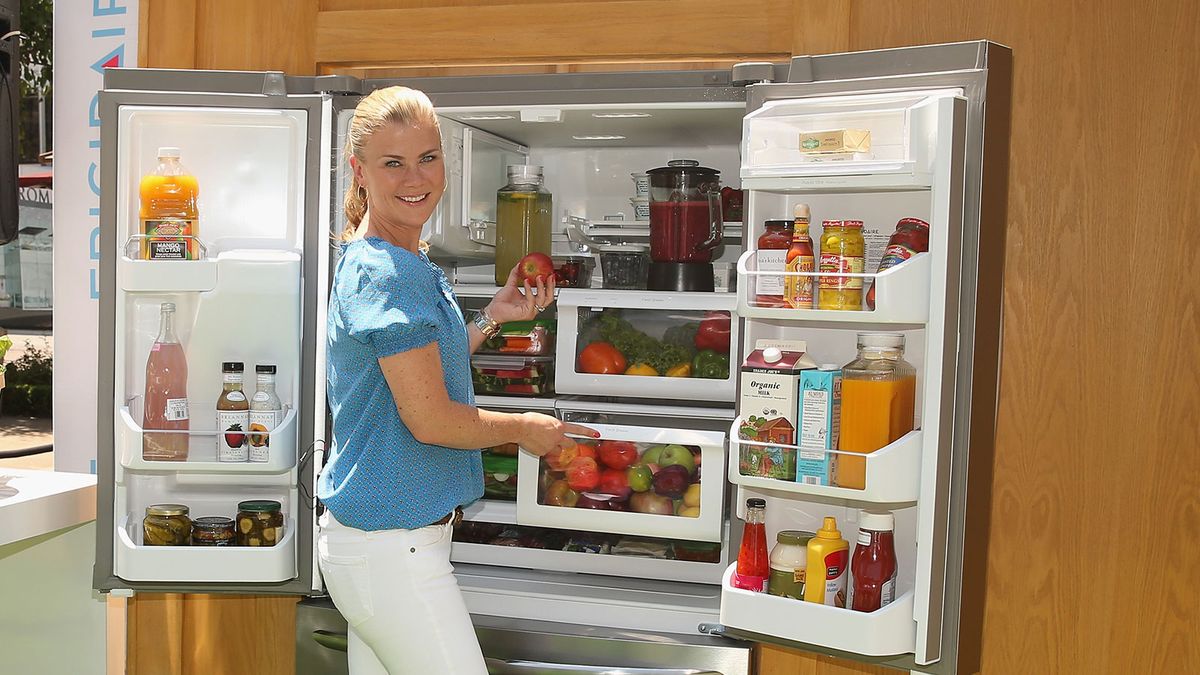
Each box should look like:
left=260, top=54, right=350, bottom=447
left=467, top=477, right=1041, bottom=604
left=738, top=340, right=817, bottom=480
left=797, top=364, right=842, bottom=485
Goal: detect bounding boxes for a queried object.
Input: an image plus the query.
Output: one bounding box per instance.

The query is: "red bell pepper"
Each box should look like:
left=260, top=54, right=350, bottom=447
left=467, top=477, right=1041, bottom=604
left=694, top=311, right=731, bottom=353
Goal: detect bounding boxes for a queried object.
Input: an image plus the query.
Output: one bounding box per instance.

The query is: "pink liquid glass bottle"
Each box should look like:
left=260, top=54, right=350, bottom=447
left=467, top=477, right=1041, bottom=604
left=142, top=302, right=190, bottom=461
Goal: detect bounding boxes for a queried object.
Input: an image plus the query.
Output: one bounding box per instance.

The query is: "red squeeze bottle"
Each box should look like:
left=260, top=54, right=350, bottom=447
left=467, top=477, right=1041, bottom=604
left=731, top=498, right=769, bottom=592
left=866, top=218, right=929, bottom=310
left=850, top=510, right=898, bottom=612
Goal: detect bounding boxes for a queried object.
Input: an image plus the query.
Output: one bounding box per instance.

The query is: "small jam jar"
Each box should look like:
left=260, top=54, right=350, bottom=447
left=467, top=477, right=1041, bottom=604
left=236, top=500, right=284, bottom=547
left=191, top=516, right=236, bottom=546
left=143, top=504, right=191, bottom=546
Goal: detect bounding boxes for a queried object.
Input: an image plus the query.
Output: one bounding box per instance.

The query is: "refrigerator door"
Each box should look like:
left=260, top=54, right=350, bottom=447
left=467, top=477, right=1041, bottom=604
left=93, top=69, right=334, bottom=595
left=716, top=41, right=1009, bottom=673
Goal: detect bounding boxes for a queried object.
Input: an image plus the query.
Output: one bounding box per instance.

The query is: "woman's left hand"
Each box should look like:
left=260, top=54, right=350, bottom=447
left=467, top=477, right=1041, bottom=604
left=486, top=264, right=557, bottom=324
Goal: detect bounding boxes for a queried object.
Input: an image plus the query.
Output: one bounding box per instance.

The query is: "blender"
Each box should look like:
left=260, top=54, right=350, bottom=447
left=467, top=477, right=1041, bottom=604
left=646, top=160, right=723, bottom=292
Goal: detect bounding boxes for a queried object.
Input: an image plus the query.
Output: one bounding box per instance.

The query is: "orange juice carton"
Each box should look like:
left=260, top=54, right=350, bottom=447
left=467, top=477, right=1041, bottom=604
left=738, top=340, right=816, bottom=480
left=797, top=365, right=842, bottom=485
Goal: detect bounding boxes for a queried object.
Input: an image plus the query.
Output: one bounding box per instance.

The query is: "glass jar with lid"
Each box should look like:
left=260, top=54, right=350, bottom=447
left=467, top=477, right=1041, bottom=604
left=192, top=516, right=236, bottom=546
left=236, top=499, right=284, bottom=547
left=143, top=504, right=191, bottom=546
left=495, top=164, right=553, bottom=286
left=817, top=219, right=866, bottom=310
left=768, top=529, right=813, bottom=599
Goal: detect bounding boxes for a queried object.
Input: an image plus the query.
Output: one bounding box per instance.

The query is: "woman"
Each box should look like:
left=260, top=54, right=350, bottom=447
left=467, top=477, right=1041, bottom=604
left=317, top=86, right=593, bottom=675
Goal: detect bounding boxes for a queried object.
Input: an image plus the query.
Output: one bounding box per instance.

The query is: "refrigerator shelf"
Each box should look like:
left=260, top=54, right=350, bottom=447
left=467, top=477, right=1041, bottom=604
left=119, top=257, right=219, bottom=293
left=114, top=516, right=298, bottom=583
left=451, top=540, right=725, bottom=586
left=735, top=250, right=930, bottom=327
left=718, top=563, right=917, bottom=657
left=464, top=498, right=518, bottom=525
left=741, top=169, right=932, bottom=193
left=727, top=419, right=922, bottom=504
left=118, top=406, right=298, bottom=473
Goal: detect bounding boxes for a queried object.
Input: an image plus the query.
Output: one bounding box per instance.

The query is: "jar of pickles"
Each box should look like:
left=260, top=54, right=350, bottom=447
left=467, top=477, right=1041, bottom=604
left=818, top=219, right=866, bottom=310
left=237, top=500, right=284, bottom=547
left=192, top=516, right=236, bottom=546
left=143, top=504, right=191, bottom=546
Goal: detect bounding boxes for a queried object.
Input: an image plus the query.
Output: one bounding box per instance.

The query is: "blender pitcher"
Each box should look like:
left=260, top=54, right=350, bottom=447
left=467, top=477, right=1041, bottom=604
left=646, top=159, right=723, bottom=292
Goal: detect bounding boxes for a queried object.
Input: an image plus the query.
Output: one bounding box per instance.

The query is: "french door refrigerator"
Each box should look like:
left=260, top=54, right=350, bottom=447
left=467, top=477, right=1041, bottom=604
left=94, top=39, right=1009, bottom=675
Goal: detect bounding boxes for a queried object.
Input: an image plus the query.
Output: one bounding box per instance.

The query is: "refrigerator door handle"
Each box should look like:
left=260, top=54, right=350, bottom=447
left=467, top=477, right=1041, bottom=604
left=311, top=630, right=348, bottom=653
left=484, top=659, right=716, bottom=675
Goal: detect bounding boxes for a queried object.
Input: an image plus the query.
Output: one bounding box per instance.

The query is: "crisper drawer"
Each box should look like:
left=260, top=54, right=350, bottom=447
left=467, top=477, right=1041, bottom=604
left=554, top=289, right=738, bottom=402
left=517, top=415, right=728, bottom=543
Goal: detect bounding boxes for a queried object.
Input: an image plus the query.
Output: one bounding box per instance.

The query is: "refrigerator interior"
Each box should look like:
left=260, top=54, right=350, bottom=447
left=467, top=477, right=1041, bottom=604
left=109, top=105, right=310, bottom=583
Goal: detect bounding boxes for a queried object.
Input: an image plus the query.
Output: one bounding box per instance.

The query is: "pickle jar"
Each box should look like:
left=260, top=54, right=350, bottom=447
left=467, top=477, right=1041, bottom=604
left=192, top=516, right=236, bottom=546
left=236, top=500, right=284, bottom=547
left=143, top=504, right=191, bottom=546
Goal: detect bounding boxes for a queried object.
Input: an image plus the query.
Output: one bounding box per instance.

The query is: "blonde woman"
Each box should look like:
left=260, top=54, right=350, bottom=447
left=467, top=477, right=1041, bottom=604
left=317, top=86, right=595, bottom=674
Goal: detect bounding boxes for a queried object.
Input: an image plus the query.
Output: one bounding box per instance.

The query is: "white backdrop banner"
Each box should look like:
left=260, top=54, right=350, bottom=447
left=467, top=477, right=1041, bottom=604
left=52, top=0, right=139, bottom=473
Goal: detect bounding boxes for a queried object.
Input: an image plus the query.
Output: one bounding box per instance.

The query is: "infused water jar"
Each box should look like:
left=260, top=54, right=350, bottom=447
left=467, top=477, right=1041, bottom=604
left=495, top=165, right=553, bottom=285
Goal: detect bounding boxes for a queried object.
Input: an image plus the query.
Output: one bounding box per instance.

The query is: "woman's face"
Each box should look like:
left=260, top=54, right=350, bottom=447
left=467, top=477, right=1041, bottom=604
left=351, top=120, right=445, bottom=233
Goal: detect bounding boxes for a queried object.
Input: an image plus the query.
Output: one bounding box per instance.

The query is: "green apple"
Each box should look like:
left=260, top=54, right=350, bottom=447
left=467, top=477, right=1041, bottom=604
left=640, top=445, right=666, bottom=466
left=626, top=463, right=653, bottom=493
left=658, top=444, right=696, bottom=475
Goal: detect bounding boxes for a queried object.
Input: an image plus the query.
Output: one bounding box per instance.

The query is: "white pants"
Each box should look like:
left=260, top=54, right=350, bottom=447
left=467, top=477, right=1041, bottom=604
left=317, top=510, right=487, bottom=675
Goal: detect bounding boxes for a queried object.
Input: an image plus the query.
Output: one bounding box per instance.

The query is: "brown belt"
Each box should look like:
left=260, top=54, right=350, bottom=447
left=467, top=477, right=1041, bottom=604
left=429, top=506, right=464, bottom=528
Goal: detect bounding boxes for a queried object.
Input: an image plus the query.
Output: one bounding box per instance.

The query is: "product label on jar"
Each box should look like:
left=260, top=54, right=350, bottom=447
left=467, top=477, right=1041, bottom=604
left=143, top=218, right=196, bottom=260
left=863, top=224, right=890, bottom=273
left=730, top=572, right=768, bottom=593
left=217, top=410, right=249, bottom=462
left=755, top=249, right=787, bottom=295
left=818, top=253, right=865, bottom=290
left=164, top=398, right=189, bottom=421
left=784, top=254, right=815, bottom=308
left=878, top=243, right=918, bottom=272
left=858, top=530, right=873, bottom=545
left=881, top=575, right=896, bottom=606
left=247, top=409, right=280, bottom=463
left=822, top=549, right=849, bottom=607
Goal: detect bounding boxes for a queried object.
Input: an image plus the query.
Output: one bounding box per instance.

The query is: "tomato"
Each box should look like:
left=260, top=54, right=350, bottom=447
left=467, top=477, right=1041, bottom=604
left=694, top=311, right=731, bottom=353
left=544, top=444, right=579, bottom=472
left=578, top=342, right=627, bottom=374
left=595, top=469, right=632, bottom=500
left=598, top=440, right=639, bottom=471
left=575, top=442, right=598, bottom=460
left=565, top=457, right=600, bottom=492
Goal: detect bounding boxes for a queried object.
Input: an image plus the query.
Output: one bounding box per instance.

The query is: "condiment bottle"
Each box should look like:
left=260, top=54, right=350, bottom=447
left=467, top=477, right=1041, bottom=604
left=783, top=203, right=815, bottom=309
left=767, top=530, right=813, bottom=600
left=731, top=498, right=770, bottom=592
left=216, top=361, right=249, bottom=462
left=140, top=146, right=200, bottom=260
left=803, top=516, right=849, bottom=607
left=851, top=510, right=898, bottom=612
left=817, top=219, right=866, bottom=310
left=866, top=218, right=929, bottom=309
left=495, top=164, right=552, bottom=286
left=248, top=364, right=282, bottom=463
left=142, top=302, right=189, bottom=461
left=754, top=218, right=793, bottom=307
left=837, top=333, right=916, bottom=490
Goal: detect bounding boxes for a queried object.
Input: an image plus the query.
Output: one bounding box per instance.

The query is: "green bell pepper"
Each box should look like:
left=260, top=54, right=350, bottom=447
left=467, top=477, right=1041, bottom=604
left=692, top=350, right=729, bottom=380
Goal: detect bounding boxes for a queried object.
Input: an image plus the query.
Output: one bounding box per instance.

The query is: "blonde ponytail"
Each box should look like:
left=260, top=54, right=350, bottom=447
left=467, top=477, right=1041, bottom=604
left=340, top=86, right=440, bottom=242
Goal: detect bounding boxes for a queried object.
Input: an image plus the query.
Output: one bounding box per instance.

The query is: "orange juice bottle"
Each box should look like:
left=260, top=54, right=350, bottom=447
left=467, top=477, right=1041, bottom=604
left=836, top=333, right=916, bottom=490
left=140, top=147, right=200, bottom=260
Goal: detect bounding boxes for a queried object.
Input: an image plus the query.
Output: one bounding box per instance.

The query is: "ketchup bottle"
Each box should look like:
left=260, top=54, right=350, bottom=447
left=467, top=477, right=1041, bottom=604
left=731, top=498, right=769, bottom=592
left=866, top=218, right=929, bottom=310
left=850, top=510, right=898, bottom=612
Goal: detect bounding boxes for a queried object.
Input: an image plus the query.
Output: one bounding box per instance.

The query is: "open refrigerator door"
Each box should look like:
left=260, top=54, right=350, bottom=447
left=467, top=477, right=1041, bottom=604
left=93, top=70, right=335, bottom=595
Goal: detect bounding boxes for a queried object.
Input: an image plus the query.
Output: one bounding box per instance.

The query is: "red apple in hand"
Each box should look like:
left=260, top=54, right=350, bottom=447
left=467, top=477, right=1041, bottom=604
left=516, top=252, right=555, bottom=283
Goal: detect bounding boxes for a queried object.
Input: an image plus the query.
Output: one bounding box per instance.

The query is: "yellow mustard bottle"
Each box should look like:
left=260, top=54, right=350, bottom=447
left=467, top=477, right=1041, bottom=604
left=803, top=516, right=849, bottom=607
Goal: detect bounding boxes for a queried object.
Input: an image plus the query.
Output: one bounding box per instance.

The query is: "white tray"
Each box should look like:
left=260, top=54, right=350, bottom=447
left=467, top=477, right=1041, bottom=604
left=115, top=515, right=297, bottom=583
left=118, top=406, right=298, bottom=473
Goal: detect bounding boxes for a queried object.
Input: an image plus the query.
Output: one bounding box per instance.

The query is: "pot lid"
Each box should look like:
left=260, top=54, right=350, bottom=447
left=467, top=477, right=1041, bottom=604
left=646, top=159, right=719, bottom=177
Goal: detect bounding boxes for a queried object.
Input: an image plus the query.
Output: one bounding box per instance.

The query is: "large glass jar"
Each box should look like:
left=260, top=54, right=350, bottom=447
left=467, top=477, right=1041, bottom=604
left=837, top=333, right=917, bottom=489
left=495, top=165, right=553, bottom=286
left=143, top=504, right=191, bottom=546
left=817, top=219, right=866, bottom=310
left=236, top=499, right=284, bottom=547
left=768, top=529, right=813, bottom=600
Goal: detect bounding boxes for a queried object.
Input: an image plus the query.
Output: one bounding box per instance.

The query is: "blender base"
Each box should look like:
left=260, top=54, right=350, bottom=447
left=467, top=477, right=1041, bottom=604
left=647, top=262, right=715, bottom=292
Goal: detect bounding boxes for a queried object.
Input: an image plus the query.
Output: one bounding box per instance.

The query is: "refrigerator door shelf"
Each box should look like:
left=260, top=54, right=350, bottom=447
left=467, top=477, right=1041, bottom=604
left=728, top=419, right=922, bottom=505
left=451, top=540, right=727, bottom=587
left=114, top=515, right=298, bottom=583
left=736, top=250, right=931, bottom=327
left=554, top=289, right=738, bottom=403
left=119, top=257, right=218, bottom=293
left=117, top=406, right=298, bottom=474
left=718, top=563, right=917, bottom=657
left=516, top=423, right=726, bottom=542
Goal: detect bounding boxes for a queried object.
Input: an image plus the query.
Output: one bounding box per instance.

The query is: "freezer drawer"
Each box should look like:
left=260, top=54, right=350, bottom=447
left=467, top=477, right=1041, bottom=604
left=554, top=289, right=738, bottom=402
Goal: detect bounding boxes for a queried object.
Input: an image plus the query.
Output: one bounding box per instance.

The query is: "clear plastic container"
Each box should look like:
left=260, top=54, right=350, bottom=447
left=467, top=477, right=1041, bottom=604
left=471, top=355, right=555, bottom=397
left=599, top=245, right=649, bottom=290
left=477, top=320, right=556, bottom=356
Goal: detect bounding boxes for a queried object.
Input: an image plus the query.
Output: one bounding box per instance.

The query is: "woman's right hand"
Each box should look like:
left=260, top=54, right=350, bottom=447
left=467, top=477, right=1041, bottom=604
left=517, top=412, right=598, bottom=457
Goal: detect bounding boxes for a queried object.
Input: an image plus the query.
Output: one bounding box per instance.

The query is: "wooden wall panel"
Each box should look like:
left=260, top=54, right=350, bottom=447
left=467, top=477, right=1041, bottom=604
left=139, top=0, right=318, bottom=74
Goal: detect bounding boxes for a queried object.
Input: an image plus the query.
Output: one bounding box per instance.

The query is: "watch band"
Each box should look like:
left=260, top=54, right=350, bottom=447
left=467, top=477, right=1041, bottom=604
left=473, top=308, right=502, bottom=339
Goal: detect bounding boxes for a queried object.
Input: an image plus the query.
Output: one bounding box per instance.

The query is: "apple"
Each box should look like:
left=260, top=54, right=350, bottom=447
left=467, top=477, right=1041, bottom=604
left=629, top=491, right=674, bottom=515
left=652, top=464, right=690, bottom=499
left=575, top=494, right=609, bottom=510
left=678, top=505, right=701, bottom=518
left=566, top=457, right=601, bottom=492
left=683, top=483, right=702, bottom=508
left=544, top=444, right=579, bottom=472
left=517, top=252, right=555, bottom=284
left=607, top=499, right=630, bottom=512
left=595, top=468, right=632, bottom=500
left=598, top=440, right=639, bottom=470
left=544, top=479, right=579, bottom=507
left=575, top=442, right=598, bottom=460
left=626, top=463, right=653, bottom=493
left=640, top=445, right=666, bottom=466
left=658, top=444, right=696, bottom=476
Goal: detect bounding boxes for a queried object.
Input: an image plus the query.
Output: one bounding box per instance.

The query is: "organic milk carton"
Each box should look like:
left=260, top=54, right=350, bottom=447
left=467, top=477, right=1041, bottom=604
left=797, top=365, right=842, bottom=485
left=738, top=340, right=817, bottom=480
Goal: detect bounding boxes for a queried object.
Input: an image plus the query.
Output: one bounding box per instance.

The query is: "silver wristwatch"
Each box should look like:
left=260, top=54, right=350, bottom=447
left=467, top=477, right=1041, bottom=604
left=473, top=308, right=502, bottom=339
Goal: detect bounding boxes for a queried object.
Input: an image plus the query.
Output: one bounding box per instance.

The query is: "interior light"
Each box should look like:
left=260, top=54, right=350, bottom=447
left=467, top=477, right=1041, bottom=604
left=571, top=135, right=627, bottom=141
left=456, top=114, right=516, bottom=121
left=590, top=113, right=654, bottom=119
